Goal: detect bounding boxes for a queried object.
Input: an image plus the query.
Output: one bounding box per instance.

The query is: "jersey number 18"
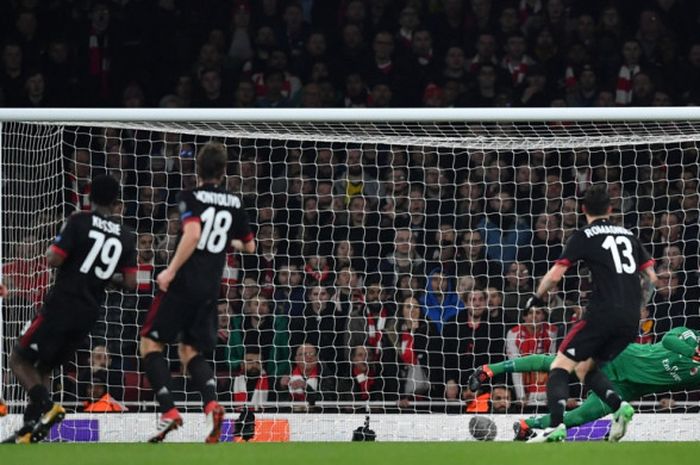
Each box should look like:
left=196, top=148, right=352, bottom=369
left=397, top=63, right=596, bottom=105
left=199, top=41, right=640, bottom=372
left=602, top=235, right=636, bottom=274
left=197, top=207, right=232, bottom=253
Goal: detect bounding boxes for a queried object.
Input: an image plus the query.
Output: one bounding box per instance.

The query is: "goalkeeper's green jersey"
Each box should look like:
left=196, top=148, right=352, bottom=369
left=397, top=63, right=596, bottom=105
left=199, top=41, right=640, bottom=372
left=604, top=326, right=700, bottom=396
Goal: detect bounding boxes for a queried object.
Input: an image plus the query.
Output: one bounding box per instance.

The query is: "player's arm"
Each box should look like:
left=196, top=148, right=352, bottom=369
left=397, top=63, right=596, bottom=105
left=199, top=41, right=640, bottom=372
left=524, top=264, right=568, bottom=310
left=231, top=201, right=255, bottom=254
left=231, top=238, right=255, bottom=254
left=46, top=246, right=66, bottom=267
left=47, top=214, right=80, bottom=267
left=640, top=263, right=658, bottom=308
left=661, top=326, right=700, bottom=360
left=157, top=221, right=201, bottom=292
left=525, top=231, right=581, bottom=310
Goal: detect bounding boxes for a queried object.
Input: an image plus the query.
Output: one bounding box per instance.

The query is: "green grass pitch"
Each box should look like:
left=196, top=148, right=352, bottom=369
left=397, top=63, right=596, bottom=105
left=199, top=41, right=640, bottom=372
left=2, top=442, right=699, bottom=465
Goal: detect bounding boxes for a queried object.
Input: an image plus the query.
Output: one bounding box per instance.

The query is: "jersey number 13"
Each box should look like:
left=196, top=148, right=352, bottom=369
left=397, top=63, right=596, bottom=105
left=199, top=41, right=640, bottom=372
left=602, top=235, right=636, bottom=274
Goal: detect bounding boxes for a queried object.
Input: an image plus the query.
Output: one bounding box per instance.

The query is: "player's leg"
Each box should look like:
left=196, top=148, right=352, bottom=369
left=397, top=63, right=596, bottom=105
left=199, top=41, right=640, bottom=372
left=181, top=299, right=224, bottom=443
left=468, top=354, right=555, bottom=391
left=537, top=351, right=576, bottom=442
left=139, top=292, right=186, bottom=440
left=533, top=392, right=612, bottom=429
left=140, top=336, right=182, bottom=442
left=7, top=313, right=68, bottom=443
left=576, top=360, right=623, bottom=414
left=179, top=343, right=224, bottom=443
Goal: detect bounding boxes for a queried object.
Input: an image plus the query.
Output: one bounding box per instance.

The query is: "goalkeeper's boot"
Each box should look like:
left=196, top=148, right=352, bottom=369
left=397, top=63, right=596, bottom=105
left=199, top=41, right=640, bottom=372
left=468, top=365, right=494, bottom=392
left=609, top=401, right=634, bottom=442
left=513, top=419, right=537, bottom=441
left=527, top=424, right=566, bottom=443
left=0, top=399, right=7, bottom=417
left=204, top=401, right=225, bottom=444
left=30, top=403, right=66, bottom=443
left=148, top=408, right=183, bottom=443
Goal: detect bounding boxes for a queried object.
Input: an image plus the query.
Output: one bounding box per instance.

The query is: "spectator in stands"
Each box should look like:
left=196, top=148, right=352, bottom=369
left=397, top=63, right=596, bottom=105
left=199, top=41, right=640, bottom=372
left=289, top=285, right=348, bottom=374
left=615, top=39, right=643, bottom=105
left=517, top=212, right=564, bottom=278
left=347, top=279, right=399, bottom=398
left=155, top=209, right=180, bottom=265
left=333, top=147, right=384, bottom=205
left=652, top=266, right=699, bottom=337
left=256, top=69, right=292, bottom=108
left=478, top=188, right=531, bottom=266
left=457, top=230, right=500, bottom=290
left=506, top=306, right=557, bottom=405
left=380, top=227, right=425, bottom=294
left=502, top=261, right=534, bottom=318
left=444, top=289, right=504, bottom=395
left=334, top=195, right=383, bottom=272
left=282, top=343, right=336, bottom=407
left=490, top=385, right=514, bottom=413
left=272, top=263, right=305, bottom=318
left=233, top=348, right=270, bottom=410
left=2, top=234, right=50, bottom=308
left=228, top=296, right=290, bottom=387
left=393, top=297, right=431, bottom=404
left=652, top=212, right=683, bottom=259
left=420, top=267, right=463, bottom=335
left=348, top=345, right=376, bottom=401
left=1, top=41, right=24, bottom=107
left=72, top=345, right=123, bottom=402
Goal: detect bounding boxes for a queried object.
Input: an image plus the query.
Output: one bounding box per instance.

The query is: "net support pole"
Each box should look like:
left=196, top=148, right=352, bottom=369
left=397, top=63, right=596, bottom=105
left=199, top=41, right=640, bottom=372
left=0, top=121, right=4, bottom=400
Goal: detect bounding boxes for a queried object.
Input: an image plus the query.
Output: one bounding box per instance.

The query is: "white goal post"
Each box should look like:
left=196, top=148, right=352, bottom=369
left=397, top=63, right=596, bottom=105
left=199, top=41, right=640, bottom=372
left=0, top=107, right=699, bottom=442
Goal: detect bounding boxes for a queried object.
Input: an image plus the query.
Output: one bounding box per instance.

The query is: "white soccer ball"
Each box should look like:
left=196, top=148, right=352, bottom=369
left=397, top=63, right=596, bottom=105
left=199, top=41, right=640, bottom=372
left=469, top=416, right=497, bottom=441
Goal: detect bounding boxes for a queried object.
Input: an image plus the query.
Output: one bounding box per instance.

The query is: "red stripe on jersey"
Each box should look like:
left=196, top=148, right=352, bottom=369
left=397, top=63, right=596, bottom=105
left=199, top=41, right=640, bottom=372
left=555, top=258, right=572, bottom=268
left=49, top=244, right=68, bottom=259
left=240, top=232, right=254, bottom=243
left=140, top=293, right=165, bottom=337
left=19, top=314, right=45, bottom=348
left=182, top=216, right=201, bottom=226
left=639, top=259, right=655, bottom=271
left=558, top=320, right=587, bottom=355
left=121, top=267, right=138, bottom=274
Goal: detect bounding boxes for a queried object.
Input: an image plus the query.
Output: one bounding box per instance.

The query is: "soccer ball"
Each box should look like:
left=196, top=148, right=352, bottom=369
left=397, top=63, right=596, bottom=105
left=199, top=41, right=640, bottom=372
left=469, top=416, right=497, bottom=441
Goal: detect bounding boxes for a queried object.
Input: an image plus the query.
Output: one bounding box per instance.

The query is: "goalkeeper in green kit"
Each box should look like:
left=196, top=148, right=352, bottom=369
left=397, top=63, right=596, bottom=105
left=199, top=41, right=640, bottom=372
left=468, top=326, right=700, bottom=441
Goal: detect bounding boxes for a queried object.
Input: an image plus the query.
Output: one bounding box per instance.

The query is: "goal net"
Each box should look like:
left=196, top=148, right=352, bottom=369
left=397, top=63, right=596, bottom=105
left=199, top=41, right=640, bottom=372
left=1, top=109, right=699, bottom=442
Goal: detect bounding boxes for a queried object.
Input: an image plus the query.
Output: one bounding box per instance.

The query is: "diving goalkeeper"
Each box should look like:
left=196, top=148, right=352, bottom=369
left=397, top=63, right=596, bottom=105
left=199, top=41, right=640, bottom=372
left=468, top=326, right=700, bottom=441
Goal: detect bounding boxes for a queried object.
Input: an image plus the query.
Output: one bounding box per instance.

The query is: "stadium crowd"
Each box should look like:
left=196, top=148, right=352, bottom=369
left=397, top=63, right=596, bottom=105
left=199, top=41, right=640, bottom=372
left=2, top=0, right=700, bottom=108
left=0, top=0, right=699, bottom=414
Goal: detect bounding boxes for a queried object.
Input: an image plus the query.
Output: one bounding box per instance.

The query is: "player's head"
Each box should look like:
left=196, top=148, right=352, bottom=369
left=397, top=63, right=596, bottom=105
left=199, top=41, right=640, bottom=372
left=582, top=183, right=611, bottom=218
left=90, top=174, right=120, bottom=207
left=196, top=141, right=227, bottom=182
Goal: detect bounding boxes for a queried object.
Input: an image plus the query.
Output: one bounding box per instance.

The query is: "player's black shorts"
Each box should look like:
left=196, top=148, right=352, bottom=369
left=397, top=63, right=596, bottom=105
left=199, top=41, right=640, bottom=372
left=559, top=315, right=637, bottom=363
left=140, top=288, right=218, bottom=352
left=14, top=302, right=97, bottom=370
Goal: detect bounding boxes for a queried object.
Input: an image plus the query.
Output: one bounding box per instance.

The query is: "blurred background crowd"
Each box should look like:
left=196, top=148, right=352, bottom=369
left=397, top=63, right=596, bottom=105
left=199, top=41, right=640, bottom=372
left=3, top=0, right=700, bottom=108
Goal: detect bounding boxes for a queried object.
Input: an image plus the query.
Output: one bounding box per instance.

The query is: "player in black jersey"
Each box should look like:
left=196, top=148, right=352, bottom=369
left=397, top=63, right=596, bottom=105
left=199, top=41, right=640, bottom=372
left=139, top=142, right=255, bottom=443
left=4, top=175, right=137, bottom=444
left=522, top=184, right=658, bottom=442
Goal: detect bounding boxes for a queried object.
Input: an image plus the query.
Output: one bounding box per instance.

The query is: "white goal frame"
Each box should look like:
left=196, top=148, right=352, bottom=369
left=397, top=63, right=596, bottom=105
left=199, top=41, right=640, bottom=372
left=1, top=107, right=700, bottom=437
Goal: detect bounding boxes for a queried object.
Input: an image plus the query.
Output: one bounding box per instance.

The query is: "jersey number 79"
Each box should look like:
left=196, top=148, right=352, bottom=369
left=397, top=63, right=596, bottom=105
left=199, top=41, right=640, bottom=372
left=80, top=230, right=123, bottom=278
